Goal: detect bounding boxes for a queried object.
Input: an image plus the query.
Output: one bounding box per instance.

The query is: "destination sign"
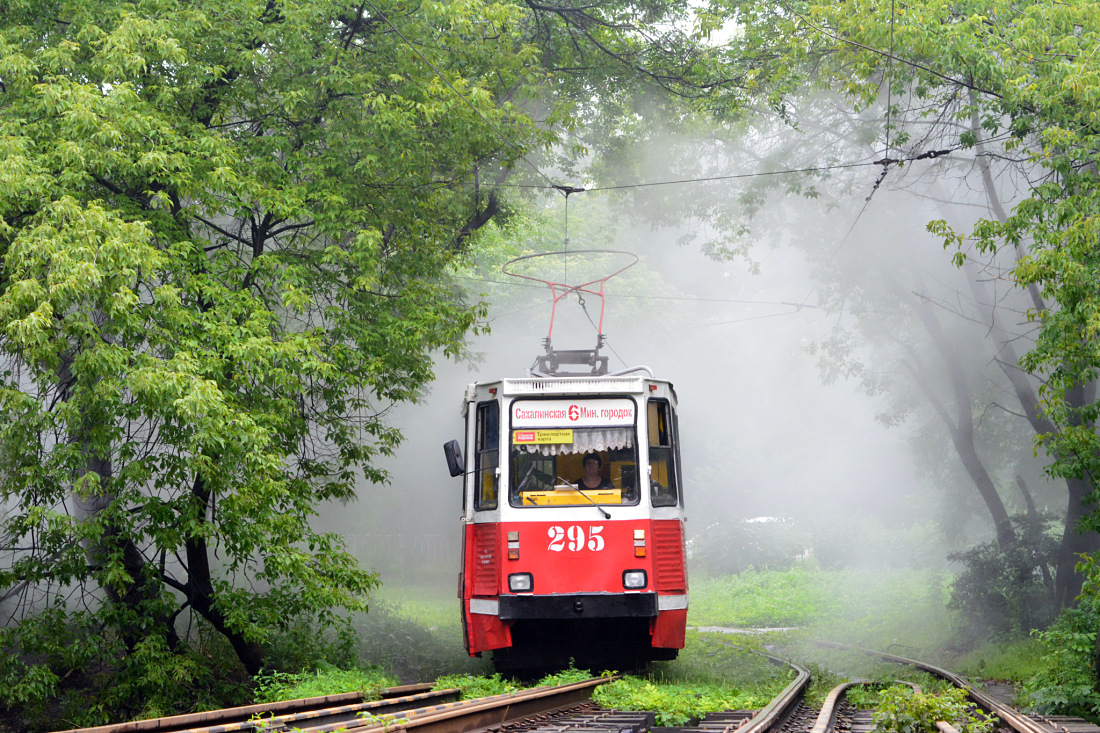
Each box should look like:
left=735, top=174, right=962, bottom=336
left=512, top=399, right=635, bottom=427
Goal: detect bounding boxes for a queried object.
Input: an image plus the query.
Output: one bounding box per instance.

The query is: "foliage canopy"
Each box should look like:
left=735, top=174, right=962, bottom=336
left=711, top=0, right=1100, bottom=607
left=0, top=0, right=727, bottom=724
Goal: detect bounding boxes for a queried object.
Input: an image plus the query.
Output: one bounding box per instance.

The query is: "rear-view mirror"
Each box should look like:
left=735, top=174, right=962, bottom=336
left=443, top=439, right=465, bottom=478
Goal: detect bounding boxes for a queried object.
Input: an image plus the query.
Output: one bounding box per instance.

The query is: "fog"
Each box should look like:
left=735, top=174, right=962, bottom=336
left=322, top=209, right=937, bottom=582
left=320, top=96, right=1052, bottom=596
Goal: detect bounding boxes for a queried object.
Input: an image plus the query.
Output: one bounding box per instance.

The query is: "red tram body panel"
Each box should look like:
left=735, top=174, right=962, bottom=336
left=452, top=375, right=687, bottom=672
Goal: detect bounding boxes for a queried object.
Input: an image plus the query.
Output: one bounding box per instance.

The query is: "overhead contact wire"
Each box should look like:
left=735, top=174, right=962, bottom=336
left=488, top=134, right=1015, bottom=193
left=354, top=2, right=1018, bottom=202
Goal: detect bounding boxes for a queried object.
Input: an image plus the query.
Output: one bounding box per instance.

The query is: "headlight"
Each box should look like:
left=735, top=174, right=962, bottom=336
left=623, top=570, right=648, bottom=589
left=508, top=573, right=533, bottom=592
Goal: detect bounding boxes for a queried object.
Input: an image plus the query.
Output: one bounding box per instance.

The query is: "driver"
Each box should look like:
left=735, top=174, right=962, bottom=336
left=577, top=453, right=614, bottom=491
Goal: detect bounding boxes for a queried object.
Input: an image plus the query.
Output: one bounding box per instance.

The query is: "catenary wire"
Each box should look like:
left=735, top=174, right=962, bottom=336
left=371, top=3, right=1029, bottom=349
left=488, top=137, right=1017, bottom=193
left=453, top=275, right=821, bottom=309
left=360, top=0, right=1024, bottom=204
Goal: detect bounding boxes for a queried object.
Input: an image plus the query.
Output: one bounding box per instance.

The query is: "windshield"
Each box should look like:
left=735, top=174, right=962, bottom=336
left=509, top=418, right=639, bottom=508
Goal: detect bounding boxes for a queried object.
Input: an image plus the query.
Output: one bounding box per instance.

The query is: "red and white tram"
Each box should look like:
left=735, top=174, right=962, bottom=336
left=444, top=364, right=687, bottom=671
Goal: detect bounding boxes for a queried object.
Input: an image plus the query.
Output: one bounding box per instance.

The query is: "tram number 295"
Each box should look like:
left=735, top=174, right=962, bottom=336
left=547, top=525, right=604, bottom=552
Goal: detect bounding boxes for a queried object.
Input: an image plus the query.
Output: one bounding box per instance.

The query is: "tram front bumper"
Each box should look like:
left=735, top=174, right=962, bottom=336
left=499, top=592, right=658, bottom=620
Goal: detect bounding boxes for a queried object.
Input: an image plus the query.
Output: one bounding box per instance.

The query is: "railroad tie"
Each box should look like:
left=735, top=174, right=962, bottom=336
left=1029, top=715, right=1100, bottom=733
left=846, top=709, right=875, bottom=733
left=696, top=710, right=756, bottom=733
left=522, top=710, right=655, bottom=733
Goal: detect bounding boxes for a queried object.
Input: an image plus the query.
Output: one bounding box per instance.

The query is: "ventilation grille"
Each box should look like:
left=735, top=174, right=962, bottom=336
left=471, top=524, right=499, bottom=596
left=502, top=377, right=645, bottom=395
left=653, top=521, right=686, bottom=593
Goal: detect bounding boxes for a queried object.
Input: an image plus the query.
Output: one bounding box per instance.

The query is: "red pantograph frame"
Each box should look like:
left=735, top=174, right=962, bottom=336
left=501, top=250, right=639, bottom=339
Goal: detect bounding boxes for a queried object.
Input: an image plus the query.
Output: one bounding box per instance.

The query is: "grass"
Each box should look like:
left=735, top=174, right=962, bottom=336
left=688, top=565, right=957, bottom=653
left=685, top=563, right=1053, bottom=712
left=651, top=629, right=791, bottom=688
left=351, top=601, right=491, bottom=682
left=418, top=629, right=799, bottom=726
left=432, top=673, right=524, bottom=698
left=368, top=582, right=459, bottom=630
left=324, top=565, right=1047, bottom=723
left=432, top=667, right=593, bottom=699
left=689, top=566, right=830, bottom=627
left=786, top=642, right=959, bottom=693
left=593, top=630, right=796, bottom=724
left=947, top=637, right=1047, bottom=684
left=363, top=564, right=966, bottom=689
left=253, top=664, right=398, bottom=703
left=593, top=676, right=765, bottom=726
left=350, top=579, right=491, bottom=682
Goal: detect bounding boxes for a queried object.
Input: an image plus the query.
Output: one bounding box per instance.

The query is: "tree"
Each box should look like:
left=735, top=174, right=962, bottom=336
left=683, top=0, right=1100, bottom=610
left=0, top=0, right=733, bottom=722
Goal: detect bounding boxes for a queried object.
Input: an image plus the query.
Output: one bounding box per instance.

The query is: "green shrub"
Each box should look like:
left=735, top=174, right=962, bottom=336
left=262, top=616, right=360, bottom=672
left=949, top=637, right=1046, bottom=686
left=1024, top=595, right=1100, bottom=718
left=537, top=665, right=601, bottom=687
left=871, top=684, right=996, bottom=733
left=432, top=673, right=521, bottom=699
left=592, top=676, right=764, bottom=726
left=253, top=664, right=397, bottom=703
left=0, top=609, right=249, bottom=731
left=948, top=514, right=1059, bottom=640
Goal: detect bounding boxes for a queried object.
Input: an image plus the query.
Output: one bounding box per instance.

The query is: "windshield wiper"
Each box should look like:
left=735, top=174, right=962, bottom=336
left=556, top=476, right=611, bottom=519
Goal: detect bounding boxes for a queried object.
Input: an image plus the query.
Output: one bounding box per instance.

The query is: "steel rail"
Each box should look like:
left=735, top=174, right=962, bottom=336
left=810, top=679, right=923, bottom=733
left=809, top=681, right=867, bottom=733
left=53, top=686, right=454, bottom=733
left=811, top=640, right=1046, bottom=733
left=301, top=675, right=617, bottom=733
left=712, top=640, right=811, bottom=733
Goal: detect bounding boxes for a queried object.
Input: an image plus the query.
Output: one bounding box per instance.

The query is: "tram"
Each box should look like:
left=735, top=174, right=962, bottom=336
left=443, top=252, right=687, bottom=672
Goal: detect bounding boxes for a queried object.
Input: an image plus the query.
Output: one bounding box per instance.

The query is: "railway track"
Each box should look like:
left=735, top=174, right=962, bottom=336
left=807, top=639, right=1100, bottom=733
left=55, top=677, right=613, bottom=733
left=55, top=637, right=1100, bottom=733
left=55, top=684, right=451, bottom=733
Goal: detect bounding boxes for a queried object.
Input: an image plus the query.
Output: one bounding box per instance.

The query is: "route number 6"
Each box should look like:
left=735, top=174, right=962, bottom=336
left=547, top=525, right=604, bottom=552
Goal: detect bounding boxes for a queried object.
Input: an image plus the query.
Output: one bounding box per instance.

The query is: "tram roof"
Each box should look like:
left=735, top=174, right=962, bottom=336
left=463, top=375, right=676, bottom=402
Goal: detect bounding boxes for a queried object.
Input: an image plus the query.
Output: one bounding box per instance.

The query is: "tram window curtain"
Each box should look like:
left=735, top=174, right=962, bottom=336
left=522, top=427, right=634, bottom=456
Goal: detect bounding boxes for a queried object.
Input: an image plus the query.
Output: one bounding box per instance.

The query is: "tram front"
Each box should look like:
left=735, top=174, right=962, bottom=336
left=450, top=376, right=687, bottom=672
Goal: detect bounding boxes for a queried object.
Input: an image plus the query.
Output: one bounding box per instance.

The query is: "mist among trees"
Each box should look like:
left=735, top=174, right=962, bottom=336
left=3, top=0, right=1100, bottom=727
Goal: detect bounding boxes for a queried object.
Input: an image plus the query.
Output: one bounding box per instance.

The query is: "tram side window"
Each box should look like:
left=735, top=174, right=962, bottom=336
left=475, top=402, right=499, bottom=510
left=648, top=400, right=678, bottom=507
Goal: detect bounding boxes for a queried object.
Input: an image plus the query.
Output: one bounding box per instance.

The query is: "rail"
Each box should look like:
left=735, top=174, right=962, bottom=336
left=810, top=639, right=1049, bottom=733
left=57, top=677, right=616, bottom=733
left=713, top=640, right=811, bottom=733
left=53, top=685, right=448, bottom=733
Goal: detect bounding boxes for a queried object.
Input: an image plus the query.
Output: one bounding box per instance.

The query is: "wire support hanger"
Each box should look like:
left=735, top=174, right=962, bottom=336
left=552, top=184, right=586, bottom=287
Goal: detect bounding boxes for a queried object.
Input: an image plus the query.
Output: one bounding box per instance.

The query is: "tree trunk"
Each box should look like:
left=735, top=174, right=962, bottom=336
left=1058, top=380, right=1100, bottom=606
left=966, top=107, right=1100, bottom=607
left=905, top=292, right=1017, bottom=549
left=62, top=349, right=168, bottom=649
left=185, top=474, right=266, bottom=675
